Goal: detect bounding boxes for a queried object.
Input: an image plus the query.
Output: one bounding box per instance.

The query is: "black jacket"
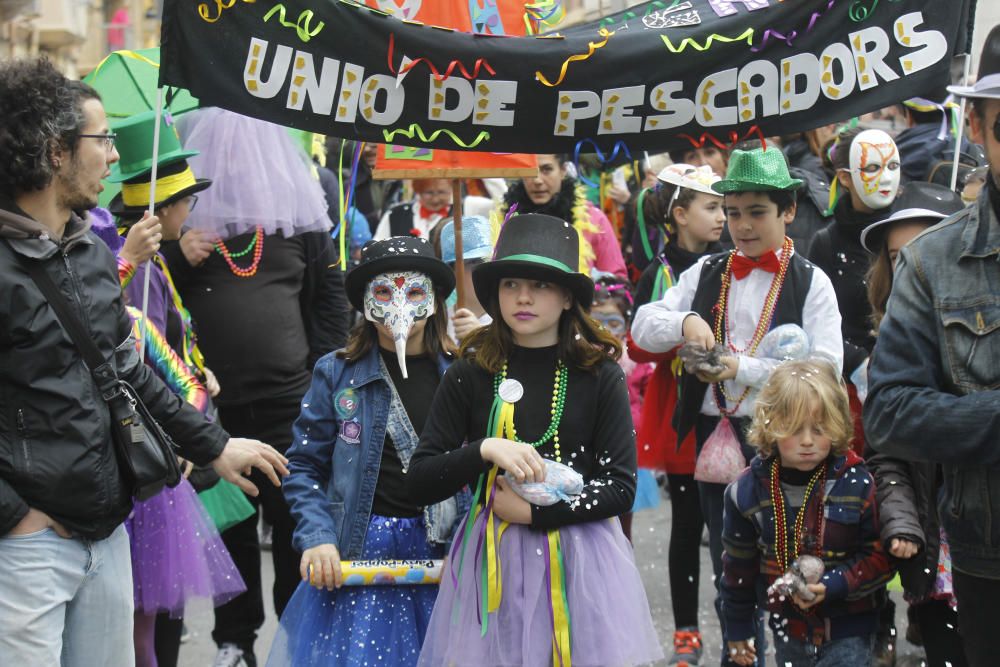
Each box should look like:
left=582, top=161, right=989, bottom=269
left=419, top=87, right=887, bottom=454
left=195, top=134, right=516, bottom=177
left=865, top=446, right=942, bottom=601
left=806, top=199, right=882, bottom=376
left=0, top=203, right=228, bottom=539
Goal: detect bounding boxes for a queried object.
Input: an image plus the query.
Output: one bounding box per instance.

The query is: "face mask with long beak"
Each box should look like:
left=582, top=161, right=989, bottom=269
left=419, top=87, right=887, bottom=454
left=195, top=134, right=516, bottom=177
left=364, top=270, right=435, bottom=379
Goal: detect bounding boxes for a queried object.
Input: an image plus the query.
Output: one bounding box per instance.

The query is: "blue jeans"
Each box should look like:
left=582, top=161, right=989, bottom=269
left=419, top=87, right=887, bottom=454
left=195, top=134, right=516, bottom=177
left=0, top=524, right=134, bottom=666
left=773, top=634, right=874, bottom=667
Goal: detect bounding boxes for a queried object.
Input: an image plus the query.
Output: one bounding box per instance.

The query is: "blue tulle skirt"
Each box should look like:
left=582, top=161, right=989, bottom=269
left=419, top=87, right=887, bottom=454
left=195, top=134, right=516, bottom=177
left=266, top=514, right=445, bottom=667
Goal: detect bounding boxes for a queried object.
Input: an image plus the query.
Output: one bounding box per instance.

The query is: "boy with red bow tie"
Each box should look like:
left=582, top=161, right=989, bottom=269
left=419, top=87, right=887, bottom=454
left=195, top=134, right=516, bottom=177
left=631, top=142, right=842, bottom=666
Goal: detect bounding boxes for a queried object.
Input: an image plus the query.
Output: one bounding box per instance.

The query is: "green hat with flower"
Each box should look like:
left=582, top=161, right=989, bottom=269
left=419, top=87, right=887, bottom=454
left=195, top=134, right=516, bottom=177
left=712, top=146, right=803, bottom=194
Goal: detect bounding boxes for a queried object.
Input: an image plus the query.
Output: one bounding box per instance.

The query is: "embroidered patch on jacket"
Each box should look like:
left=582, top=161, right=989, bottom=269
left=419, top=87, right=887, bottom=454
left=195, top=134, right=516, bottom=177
left=334, top=388, right=359, bottom=419
left=339, top=418, right=362, bottom=445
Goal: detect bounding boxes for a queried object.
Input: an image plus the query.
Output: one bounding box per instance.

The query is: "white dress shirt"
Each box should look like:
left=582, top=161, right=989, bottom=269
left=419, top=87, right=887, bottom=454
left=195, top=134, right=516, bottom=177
left=631, top=248, right=843, bottom=418
left=373, top=201, right=446, bottom=241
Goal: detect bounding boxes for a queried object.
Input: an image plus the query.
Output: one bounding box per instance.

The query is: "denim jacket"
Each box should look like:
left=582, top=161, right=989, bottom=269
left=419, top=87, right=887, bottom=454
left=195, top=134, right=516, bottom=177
left=284, top=345, right=471, bottom=558
left=865, top=187, right=1000, bottom=577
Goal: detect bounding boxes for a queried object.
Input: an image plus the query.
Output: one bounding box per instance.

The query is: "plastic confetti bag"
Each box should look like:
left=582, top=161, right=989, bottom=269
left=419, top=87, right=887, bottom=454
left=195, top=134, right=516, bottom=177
left=693, top=418, right=746, bottom=485
left=505, top=459, right=584, bottom=506
left=756, top=323, right=810, bottom=362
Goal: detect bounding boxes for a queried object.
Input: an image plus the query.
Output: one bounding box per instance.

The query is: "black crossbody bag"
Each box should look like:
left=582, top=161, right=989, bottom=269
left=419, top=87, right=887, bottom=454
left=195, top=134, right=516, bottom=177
left=19, top=254, right=182, bottom=500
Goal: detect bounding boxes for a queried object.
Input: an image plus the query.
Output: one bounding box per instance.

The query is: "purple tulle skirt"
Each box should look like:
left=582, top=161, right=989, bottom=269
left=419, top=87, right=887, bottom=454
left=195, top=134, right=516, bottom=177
left=125, top=477, right=246, bottom=617
left=418, top=515, right=663, bottom=667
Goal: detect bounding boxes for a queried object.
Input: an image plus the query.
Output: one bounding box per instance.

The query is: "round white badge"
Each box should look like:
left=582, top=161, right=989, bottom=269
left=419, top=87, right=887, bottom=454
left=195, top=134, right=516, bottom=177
left=498, top=379, right=524, bottom=404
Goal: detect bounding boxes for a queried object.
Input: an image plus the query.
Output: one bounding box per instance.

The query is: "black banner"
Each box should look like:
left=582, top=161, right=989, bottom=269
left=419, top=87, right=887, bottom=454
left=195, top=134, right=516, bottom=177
left=159, top=0, right=973, bottom=154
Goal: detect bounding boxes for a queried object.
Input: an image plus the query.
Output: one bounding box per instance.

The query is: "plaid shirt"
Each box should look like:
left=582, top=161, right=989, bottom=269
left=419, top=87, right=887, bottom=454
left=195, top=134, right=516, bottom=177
left=721, top=451, right=891, bottom=645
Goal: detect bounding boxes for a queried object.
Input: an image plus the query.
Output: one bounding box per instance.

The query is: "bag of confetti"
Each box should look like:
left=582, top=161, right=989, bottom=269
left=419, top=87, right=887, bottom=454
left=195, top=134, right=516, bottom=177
left=505, top=459, right=584, bottom=506
left=693, top=418, right=746, bottom=485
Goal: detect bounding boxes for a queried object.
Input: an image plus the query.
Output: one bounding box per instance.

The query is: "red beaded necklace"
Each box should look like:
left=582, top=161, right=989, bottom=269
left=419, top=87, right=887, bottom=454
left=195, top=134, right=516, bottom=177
left=711, top=236, right=793, bottom=413
left=770, top=457, right=827, bottom=573
left=215, top=226, right=264, bottom=278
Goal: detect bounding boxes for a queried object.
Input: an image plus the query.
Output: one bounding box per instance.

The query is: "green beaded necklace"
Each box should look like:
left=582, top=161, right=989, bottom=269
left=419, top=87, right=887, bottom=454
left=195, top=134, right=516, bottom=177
left=493, top=360, right=569, bottom=462
left=215, top=233, right=258, bottom=258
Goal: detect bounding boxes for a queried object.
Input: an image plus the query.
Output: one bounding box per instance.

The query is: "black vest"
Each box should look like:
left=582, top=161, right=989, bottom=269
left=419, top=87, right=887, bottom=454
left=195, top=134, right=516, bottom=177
left=387, top=202, right=453, bottom=237
left=673, top=251, right=814, bottom=443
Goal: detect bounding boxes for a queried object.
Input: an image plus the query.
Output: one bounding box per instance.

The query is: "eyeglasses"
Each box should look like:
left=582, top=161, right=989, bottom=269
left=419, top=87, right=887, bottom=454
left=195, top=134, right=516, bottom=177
left=184, top=195, right=199, bottom=212
left=79, top=132, right=117, bottom=151
left=994, top=114, right=1000, bottom=143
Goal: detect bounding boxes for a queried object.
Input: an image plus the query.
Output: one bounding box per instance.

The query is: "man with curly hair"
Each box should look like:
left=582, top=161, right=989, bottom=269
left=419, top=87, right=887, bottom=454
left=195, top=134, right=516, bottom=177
left=0, top=57, right=290, bottom=666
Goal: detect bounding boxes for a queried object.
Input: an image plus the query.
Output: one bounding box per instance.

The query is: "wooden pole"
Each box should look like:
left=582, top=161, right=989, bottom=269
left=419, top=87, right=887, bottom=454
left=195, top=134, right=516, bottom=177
left=452, top=179, right=465, bottom=310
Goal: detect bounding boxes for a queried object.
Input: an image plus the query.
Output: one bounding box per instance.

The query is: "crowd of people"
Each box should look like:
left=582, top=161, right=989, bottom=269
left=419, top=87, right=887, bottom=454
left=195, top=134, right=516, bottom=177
left=1, top=21, right=999, bottom=667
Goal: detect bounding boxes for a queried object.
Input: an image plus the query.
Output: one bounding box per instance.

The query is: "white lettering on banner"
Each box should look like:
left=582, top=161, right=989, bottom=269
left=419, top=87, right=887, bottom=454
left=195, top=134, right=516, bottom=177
left=780, top=53, right=821, bottom=115
left=473, top=80, right=517, bottom=126
left=894, top=12, right=948, bottom=74
left=849, top=26, right=900, bottom=90
left=553, top=90, right=601, bottom=136
left=737, top=59, right=779, bottom=122
left=360, top=74, right=405, bottom=125
left=244, top=37, right=293, bottom=98
left=598, top=86, right=645, bottom=135
left=695, top=68, right=737, bottom=127
left=239, top=11, right=948, bottom=139
left=428, top=75, right=474, bottom=123
left=644, top=81, right=696, bottom=132
left=286, top=52, right=340, bottom=114
left=819, top=42, right=857, bottom=101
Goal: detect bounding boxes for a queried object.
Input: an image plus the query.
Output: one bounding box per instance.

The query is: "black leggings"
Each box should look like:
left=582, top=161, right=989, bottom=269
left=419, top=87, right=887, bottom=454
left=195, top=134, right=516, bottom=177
left=667, top=473, right=704, bottom=629
left=913, top=598, right=968, bottom=667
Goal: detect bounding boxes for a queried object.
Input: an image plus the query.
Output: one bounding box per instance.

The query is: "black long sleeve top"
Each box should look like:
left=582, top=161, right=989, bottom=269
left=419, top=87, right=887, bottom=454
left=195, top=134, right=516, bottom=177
left=160, top=230, right=350, bottom=406
left=806, top=198, right=883, bottom=375
left=407, top=344, right=637, bottom=531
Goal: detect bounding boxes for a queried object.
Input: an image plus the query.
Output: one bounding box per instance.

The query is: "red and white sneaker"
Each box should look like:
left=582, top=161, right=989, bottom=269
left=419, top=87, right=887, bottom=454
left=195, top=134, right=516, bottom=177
left=668, top=627, right=703, bottom=666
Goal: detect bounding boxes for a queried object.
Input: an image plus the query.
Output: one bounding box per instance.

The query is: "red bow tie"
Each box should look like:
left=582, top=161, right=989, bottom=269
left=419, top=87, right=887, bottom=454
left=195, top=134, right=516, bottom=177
left=419, top=204, right=449, bottom=219
left=731, top=250, right=780, bottom=280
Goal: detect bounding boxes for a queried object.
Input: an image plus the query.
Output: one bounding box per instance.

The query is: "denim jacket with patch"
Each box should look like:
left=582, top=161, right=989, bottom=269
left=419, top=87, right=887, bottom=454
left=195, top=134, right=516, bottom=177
left=865, top=187, right=1000, bottom=577
left=284, top=345, right=470, bottom=558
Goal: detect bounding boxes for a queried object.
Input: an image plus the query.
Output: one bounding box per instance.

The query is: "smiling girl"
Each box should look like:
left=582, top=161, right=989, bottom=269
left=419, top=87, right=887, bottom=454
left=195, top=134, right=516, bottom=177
left=408, top=213, right=662, bottom=666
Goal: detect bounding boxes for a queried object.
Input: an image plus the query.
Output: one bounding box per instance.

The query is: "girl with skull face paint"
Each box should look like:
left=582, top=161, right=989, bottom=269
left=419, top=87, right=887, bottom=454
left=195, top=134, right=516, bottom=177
left=806, top=125, right=902, bottom=664
left=408, top=214, right=663, bottom=667
left=267, top=237, right=469, bottom=667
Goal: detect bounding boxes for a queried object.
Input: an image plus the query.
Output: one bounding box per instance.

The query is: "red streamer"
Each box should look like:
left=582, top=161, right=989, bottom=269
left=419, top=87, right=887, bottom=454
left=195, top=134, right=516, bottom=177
left=387, top=33, right=496, bottom=81
left=677, top=126, right=767, bottom=152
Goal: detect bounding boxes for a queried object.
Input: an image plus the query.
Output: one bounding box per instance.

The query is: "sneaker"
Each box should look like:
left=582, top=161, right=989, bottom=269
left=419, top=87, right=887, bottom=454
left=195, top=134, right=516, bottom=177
left=872, top=626, right=896, bottom=667
left=668, top=627, right=703, bottom=666
left=213, top=643, right=257, bottom=667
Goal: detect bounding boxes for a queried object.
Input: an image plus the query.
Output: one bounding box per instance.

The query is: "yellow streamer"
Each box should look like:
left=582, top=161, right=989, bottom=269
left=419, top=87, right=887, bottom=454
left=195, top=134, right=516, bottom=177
left=382, top=124, right=491, bottom=149
left=660, top=27, right=754, bottom=53
left=263, top=4, right=325, bottom=42
left=549, top=530, right=572, bottom=667
left=535, top=28, right=615, bottom=88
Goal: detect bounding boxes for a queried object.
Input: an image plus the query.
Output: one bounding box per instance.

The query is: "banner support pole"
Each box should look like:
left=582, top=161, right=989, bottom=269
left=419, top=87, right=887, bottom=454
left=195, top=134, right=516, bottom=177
left=139, top=86, right=165, bottom=363
left=950, top=53, right=973, bottom=193
left=452, top=179, right=465, bottom=311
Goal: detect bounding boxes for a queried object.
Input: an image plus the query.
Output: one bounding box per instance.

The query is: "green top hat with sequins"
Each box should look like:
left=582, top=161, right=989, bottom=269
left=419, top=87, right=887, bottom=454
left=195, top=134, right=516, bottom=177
left=107, top=110, right=199, bottom=183
left=712, top=147, right=803, bottom=194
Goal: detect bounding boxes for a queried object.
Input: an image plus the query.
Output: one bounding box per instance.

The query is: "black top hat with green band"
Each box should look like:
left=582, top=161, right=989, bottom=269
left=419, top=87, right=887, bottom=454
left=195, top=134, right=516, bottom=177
left=712, top=147, right=803, bottom=194
left=472, top=213, right=594, bottom=308
left=106, top=110, right=211, bottom=217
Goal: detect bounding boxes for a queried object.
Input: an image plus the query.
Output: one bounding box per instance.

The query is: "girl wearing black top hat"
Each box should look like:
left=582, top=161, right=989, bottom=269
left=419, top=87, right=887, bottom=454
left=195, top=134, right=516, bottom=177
left=267, top=237, right=468, bottom=667
left=408, top=213, right=662, bottom=666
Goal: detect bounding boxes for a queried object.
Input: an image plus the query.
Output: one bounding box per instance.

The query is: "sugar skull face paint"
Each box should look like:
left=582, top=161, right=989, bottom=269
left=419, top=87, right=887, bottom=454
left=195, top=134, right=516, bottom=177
left=364, top=271, right=435, bottom=379
left=848, top=129, right=901, bottom=210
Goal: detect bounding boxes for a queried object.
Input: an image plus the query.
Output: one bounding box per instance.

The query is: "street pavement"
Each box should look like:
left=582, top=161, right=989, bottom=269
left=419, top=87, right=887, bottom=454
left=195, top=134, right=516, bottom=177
left=180, top=492, right=925, bottom=666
